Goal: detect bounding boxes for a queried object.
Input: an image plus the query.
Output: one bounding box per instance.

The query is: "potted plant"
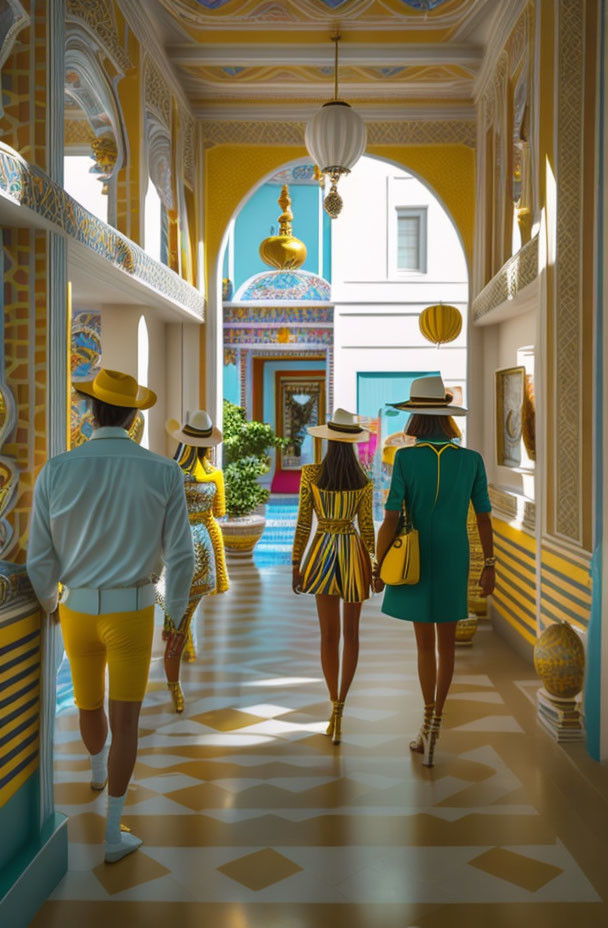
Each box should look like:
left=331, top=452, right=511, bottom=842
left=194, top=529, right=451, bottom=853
left=221, top=400, right=286, bottom=556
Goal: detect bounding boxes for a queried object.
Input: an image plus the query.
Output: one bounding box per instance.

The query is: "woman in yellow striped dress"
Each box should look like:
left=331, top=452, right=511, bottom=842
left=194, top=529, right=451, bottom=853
left=292, top=409, right=376, bottom=744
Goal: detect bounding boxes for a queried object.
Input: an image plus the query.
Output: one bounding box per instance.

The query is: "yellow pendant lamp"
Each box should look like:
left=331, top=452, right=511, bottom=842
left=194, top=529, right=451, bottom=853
left=419, top=304, right=462, bottom=346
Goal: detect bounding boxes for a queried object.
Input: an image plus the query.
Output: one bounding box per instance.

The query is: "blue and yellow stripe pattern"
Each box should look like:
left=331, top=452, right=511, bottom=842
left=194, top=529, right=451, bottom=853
left=492, top=518, right=537, bottom=646
left=540, top=545, right=592, bottom=632
left=0, top=609, right=41, bottom=809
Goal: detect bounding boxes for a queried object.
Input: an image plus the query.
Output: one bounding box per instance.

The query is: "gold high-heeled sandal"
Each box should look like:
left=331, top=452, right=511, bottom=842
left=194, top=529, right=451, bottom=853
left=422, top=712, right=442, bottom=768
left=326, top=701, right=338, bottom=737
left=167, top=681, right=185, bottom=713
left=332, top=701, right=345, bottom=745
left=409, top=702, right=435, bottom=754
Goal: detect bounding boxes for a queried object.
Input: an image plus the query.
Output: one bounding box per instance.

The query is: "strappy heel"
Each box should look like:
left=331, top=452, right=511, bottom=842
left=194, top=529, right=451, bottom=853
left=409, top=702, right=435, bottom=754
left=167, top=681, right=185, bottom=713
left=422, top=712, right=442, bottom=768
left=332, top=701, right=345, bottom=745
left=326, top=701, right=338, bottom=737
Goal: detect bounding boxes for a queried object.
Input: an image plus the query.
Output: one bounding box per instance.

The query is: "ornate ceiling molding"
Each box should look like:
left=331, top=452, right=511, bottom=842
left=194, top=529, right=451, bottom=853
left=474, top=0, right=529, bottom=103
left=202, top=119, right=476, bottom=149
left=117, top=0, right=195, bottom=115
left=157, top=0, right=492, bottom=33
left=480, top=49, right=508, bottom=129
left=0, top=0, right=29, bottom=71
left=66, top=0, right=131, bottom=74
left=65, top=24, right=127, bottom=175
left=168, top=42, right=483, bottom=68
left=143, top=54, right=172, bottom=129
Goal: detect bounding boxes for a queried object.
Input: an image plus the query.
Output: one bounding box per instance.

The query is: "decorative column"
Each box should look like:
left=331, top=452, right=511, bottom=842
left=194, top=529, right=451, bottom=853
left=0, top=1, right=69, bottom=920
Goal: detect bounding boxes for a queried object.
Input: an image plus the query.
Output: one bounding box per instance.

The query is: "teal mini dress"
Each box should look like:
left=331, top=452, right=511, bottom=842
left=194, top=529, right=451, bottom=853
left=381, top=439, right=491, bottom=623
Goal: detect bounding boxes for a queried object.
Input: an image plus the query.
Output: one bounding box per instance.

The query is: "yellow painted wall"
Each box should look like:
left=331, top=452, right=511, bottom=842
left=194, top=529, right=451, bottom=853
left=203, top=142, right=476, bottom=285
left=202, top=141, right=476, bottom=405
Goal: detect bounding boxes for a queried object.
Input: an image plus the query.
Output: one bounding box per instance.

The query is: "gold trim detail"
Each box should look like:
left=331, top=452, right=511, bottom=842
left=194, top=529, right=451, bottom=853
left=202, top=120, right=476, bottom=150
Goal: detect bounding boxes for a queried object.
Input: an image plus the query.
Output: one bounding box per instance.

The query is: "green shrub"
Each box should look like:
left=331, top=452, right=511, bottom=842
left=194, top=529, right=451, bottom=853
left=222, top=400, right=287, bottom=517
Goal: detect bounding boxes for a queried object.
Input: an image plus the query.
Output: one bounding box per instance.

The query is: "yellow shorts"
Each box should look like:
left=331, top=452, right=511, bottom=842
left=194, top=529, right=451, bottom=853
left=59, top=604, right=155, bottom=710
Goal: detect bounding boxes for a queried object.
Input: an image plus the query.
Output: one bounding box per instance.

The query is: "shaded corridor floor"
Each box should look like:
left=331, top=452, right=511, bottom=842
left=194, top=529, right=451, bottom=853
left=33, top=564, right=608, bottom=927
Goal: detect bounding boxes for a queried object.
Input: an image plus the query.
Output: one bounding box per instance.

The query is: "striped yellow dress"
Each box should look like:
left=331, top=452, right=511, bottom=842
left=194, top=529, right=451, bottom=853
left=292, top=464, right=375, bottom=603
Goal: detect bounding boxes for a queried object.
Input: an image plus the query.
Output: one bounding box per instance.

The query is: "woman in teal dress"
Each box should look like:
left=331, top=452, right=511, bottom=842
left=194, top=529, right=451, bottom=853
left=375, top=376, right=495, bottom=767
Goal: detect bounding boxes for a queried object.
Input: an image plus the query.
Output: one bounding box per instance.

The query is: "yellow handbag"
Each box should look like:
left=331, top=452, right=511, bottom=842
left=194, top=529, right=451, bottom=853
left=380, top=507, right=420, bottom=586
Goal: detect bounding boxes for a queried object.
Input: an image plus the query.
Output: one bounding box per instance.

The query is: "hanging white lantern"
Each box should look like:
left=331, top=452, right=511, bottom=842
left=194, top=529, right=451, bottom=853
left=304, top=34, right=367, bottom=218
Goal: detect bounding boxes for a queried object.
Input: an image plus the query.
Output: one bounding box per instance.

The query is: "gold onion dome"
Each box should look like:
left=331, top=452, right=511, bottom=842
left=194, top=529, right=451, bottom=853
left=419, top=304, right=463, bottom=346
left=259, top=184, right=307, bottom=269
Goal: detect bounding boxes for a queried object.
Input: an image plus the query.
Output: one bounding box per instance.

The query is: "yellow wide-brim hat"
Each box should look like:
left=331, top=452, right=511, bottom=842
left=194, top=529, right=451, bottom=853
left=166, top=409, right=222, bottom=447
left=307, top=408, right=370, bottom=443
left=76, top=368, right=157, bottom=410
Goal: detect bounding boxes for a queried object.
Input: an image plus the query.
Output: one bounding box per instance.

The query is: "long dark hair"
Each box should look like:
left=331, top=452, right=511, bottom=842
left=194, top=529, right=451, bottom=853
left=174, top=443, right=210, bottom=473
left=405, top=414, right=462, bottom=440
left=316, top=441, right=369, bottom=492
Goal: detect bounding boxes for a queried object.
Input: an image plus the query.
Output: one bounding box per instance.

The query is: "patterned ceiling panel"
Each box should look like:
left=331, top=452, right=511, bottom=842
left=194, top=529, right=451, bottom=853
left=160, top=0, right=490, bottom=31
left=154, top=0, right=497, bottom=113
left=184, top=64, right=475, bottom=83
left=177, top=61, right=474, bottom=101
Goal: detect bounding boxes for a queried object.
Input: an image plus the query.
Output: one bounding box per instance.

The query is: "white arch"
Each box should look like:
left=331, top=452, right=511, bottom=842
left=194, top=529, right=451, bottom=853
left=208, top=154, right=470, bottom=435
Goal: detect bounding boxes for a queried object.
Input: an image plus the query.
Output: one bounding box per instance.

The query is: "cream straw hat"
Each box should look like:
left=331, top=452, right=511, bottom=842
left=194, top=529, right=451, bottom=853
left=166, top=410, right=222, bottom=447
left=307, top=408, right=370, bottom=443
left=388, top=376, right=467, bottom=417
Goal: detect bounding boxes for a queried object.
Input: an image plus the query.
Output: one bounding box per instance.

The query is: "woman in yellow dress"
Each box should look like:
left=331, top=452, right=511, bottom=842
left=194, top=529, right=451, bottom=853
left=159, top=410, right=229, bottom=712
left=292, top=409, right=376, bottom=744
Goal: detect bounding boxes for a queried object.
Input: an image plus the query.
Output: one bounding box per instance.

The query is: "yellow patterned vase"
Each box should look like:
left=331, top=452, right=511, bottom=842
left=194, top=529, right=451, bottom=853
left=220, top=514, right=266, bottom=558
left=455, top=614, right=479, bottom=646
left=533, top=621, right=585, bottom=742
left=534, top=621, right=585, bottom=698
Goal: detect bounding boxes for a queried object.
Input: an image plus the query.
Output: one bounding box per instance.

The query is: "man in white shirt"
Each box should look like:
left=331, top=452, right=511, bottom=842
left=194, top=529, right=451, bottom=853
left=27, top=369, right=194, bottom=863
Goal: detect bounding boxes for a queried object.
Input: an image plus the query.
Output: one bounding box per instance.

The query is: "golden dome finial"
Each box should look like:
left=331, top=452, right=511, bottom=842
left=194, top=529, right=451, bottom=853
left=259, top=183, right=307, bottom=270
left=277, top=184, right=293, bottom=236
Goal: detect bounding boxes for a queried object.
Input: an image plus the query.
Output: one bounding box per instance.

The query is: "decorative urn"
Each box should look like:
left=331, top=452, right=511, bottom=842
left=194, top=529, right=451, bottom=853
left=221, top=513, right=266, bottom=558
left=533, top=620, right=585, bottom=699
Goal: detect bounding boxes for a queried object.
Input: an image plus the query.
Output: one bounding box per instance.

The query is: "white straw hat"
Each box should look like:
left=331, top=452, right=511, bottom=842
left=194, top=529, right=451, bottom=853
left=388, top=375, right=467, bottom=417
left=166, top=410, right=222, bottom=447
left=307, top=408, right=370, bottom=443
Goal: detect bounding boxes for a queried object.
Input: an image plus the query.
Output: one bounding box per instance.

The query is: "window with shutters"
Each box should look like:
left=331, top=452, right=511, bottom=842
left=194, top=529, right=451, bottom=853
left=396, top=207, right=427, bottom=273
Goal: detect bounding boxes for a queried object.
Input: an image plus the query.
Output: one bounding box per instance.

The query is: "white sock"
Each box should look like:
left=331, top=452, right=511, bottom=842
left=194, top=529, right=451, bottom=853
left=105, top=792, right=127, bottom=846
left=90, top=743, right=108, bottom=785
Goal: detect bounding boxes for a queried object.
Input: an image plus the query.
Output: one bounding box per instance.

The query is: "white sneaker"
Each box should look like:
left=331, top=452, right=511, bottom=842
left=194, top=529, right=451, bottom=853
left=104, top=831, right=142, bottom=864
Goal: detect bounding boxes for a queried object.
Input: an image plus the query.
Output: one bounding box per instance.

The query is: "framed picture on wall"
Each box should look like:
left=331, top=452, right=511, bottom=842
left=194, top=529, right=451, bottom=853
left=495, top=365, right=527, bottom=469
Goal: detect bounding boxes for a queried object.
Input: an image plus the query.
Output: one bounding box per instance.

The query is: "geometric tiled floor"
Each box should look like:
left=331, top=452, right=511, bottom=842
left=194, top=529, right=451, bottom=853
left=33, top=563, right=608, bottom=927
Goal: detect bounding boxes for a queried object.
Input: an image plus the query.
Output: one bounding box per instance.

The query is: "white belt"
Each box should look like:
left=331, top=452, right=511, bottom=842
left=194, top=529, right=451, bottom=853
left=64, top=584, right=156, bottom=615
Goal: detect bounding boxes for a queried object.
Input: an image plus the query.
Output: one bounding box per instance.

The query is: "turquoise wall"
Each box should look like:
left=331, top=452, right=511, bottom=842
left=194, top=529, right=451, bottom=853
left=357, top=371, right=439, bottom=438
left=262, top=360, right=327, bottom=430
left=223, top=363, right=239, bottom=406
left=0, top=773, right=39, bottom=878
left=223, top=182, right=331, bottom=292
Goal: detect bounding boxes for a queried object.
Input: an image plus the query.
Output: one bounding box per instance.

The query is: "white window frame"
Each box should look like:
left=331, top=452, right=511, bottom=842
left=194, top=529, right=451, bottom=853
left=393, top=206, right=428, bottom=276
